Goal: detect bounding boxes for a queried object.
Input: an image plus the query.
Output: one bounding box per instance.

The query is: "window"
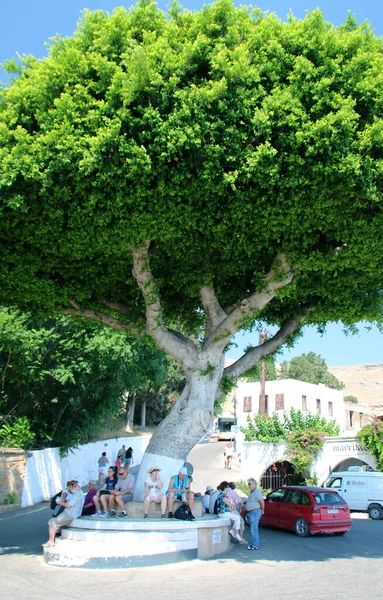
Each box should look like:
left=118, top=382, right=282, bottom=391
left=267, top=489, right=286, bottom=503
left=328, top=401, right=333, bottom=417
left=302, top=395, right=307, bottom=411
left=275, top=393, right=284, bottom=410
left=360, top=413, right=363, bottom=427
left=285, top=490, right=302, bottom=504
left=349, top=411, right=354, bottom=427
left=243, top=396, right=252, bottom=412
left=316, top=398, right=321, bottom=414
left=258, top=395, right=268, bottom=413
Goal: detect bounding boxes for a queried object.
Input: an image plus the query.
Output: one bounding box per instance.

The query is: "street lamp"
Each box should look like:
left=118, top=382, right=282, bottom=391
left=233, top=393, right=238, bottom=452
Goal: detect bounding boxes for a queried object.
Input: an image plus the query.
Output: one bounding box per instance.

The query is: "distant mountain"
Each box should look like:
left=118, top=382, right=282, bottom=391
left=328, top=363, right=383, bottom=407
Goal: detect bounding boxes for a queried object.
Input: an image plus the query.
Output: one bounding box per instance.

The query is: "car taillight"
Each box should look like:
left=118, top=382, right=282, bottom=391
left=312, top=506, right=320, bottom=513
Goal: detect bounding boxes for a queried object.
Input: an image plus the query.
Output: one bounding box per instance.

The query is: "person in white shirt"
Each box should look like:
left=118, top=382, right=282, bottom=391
left=143, top=465, right=167, bottom=518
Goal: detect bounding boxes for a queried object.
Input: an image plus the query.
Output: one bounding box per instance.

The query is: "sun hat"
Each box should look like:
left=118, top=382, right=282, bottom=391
left=205, top=485, right=214, bottom=493
left=148, top=465, right=161, bottom=473
left=179, top=466, right=188, bottom=475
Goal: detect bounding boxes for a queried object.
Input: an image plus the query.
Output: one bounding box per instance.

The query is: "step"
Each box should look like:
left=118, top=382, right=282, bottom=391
left=43, top=515, right=231, bottom=568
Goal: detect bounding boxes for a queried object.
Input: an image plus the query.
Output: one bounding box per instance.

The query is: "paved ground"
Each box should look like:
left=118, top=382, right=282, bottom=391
left=1, top=440, right=382, bottom=600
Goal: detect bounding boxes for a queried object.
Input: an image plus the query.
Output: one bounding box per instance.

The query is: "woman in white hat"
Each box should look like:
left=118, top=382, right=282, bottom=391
left=143, top=466, right=167, bottom=518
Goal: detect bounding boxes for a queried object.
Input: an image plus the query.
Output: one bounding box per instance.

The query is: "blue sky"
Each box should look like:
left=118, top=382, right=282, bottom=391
left=1, top=1, right=382, bottom=366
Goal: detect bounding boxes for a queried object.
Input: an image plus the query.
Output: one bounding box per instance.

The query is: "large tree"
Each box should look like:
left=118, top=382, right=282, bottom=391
left=1, top=1, right=383, bottom=491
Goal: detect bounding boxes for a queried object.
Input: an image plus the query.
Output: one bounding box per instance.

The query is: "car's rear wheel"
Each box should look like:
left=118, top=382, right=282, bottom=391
left=295, top=518, right=310, bottom=537
left=368, top=504, right=383, bottom=520
left=334, top=531, right=347, bottom=536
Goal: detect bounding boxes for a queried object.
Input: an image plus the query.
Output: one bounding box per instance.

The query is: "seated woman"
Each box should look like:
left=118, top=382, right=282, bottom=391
left=143, top=465, right=167, bottom=519
left=92, top=467, right=118, bottom=517
left=216, top=481, right=246, bottom=544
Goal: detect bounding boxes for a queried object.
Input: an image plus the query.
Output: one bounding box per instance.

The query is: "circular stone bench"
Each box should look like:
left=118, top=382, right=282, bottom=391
left=43, top=513, right=232, bottom=569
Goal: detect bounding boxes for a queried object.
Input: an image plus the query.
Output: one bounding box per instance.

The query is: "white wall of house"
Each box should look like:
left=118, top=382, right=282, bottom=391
left=21, top=436, right=150, bottom=507
left=234, top=379, right=344, bottom=431
left=239, top=435, right=376, bottom=488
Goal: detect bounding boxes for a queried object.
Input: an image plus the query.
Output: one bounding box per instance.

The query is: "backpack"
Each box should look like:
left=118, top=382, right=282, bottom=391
left=214, top=498, right=219, bottom=515
left=209, top=490, right=219, bottom=514
left=50, top=491, right=62, bottom=510
left=174, top=503, right=194, bottom=521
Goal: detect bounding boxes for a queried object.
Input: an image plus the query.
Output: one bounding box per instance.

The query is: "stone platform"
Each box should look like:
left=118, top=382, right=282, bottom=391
left=43, top=513, right=232, bottom=569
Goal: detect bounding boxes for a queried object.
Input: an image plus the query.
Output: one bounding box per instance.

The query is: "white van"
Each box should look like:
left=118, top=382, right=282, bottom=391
left=324, top=471, right=383, bottom=520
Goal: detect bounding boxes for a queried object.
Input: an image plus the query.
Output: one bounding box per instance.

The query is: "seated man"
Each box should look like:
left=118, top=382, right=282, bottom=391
left=45, top=480, right=84, bottom=547
left=167, top=466, right=195, bottom=519
left=108, top=466, right=135, bottom=518
left=81, top=480, right=97, bottom=516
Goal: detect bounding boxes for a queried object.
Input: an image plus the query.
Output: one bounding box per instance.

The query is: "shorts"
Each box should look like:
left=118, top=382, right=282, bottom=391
left=98, top=467, right=108, bottom=475
left=121, top=492, right=133, bottom=503
left=99, top=490, right=111, bottom=496
left=48, top=512, right=74, bottom=529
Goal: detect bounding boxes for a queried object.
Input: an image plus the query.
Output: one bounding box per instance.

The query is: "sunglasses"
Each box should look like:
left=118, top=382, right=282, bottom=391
left=118, top=472, right=125, bottom=475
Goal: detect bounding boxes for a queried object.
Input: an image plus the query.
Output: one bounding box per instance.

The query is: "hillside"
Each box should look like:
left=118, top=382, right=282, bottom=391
left=328, top=363, right=383, bottom=406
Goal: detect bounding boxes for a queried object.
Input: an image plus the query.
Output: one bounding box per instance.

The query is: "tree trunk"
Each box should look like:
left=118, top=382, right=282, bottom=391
left=126, top=395, right=136, bottom=432
left=133, top=367, right=222, bottom=500
left=140, top=400, right=146, bottom=429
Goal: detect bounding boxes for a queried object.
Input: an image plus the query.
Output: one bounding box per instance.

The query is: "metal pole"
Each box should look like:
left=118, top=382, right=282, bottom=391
left=259, top=328, right=266, bottom=415
left=233, top=393, right=238, bottom=452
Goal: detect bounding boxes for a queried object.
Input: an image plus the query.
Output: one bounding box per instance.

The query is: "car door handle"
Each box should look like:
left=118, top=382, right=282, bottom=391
left=294, top=507, right=299, bottom=511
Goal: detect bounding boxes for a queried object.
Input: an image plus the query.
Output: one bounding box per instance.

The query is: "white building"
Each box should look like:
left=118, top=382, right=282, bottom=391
left=232, top=379, right=345, bottom=431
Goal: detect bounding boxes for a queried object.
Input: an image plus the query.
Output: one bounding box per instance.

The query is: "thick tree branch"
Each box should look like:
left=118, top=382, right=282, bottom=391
left=101, top=298, right=133, bottom=314
left=62, top=307, right=135, bottom=331
left=131, top=243, right=198, bottom=368
left=205, top=253, right=294, bottom=352
left=223, top=309, right=314, bottom=380
left=200, top=285, right=228, bottom=339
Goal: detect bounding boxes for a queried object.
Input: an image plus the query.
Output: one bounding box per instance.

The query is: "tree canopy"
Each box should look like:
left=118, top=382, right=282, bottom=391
left=0, top=308, right=168, bottom=450
left=1, top=1, right=383, bottom=338
left=279, top=352, right=344, bottom=389
left=1, top=1, right=383, bottom=464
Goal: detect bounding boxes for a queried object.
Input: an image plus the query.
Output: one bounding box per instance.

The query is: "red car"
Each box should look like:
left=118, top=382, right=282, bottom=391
left=243, top=486, right=352, bottom=537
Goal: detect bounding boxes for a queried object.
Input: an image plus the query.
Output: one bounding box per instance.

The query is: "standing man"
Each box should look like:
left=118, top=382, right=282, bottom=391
left=167, top=466, right=195, bottom=519
left=109, top=466, right=135, bottom=518
left=44, top=480, right=84, bottom=547
left=246, top=478, right=265, bottom=551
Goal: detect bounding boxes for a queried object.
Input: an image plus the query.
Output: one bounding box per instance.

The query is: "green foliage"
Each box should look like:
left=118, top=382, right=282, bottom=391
left=0, top=307, right=169, bottom=450
left=0, top=2, right=383, bottom=338
left=345, top=395, right=359, bottom=403
left=242, top=407, right=340, bottom=442
left=243, top=356, right=277, bottom=382
left=280, top=353, right=344, bottom=390
left=134, top=354, right=185, bottom=425
left=286, top=430, right=326, bottom=475
left=357, top=419, right=383, bottom=470
left=0, top=416, right=35, bottom=449
left=242, top=407, right=340, bottom=475
left=2, top=491, right=18, bottom=505
left=242, top=411, right=285, bottom=442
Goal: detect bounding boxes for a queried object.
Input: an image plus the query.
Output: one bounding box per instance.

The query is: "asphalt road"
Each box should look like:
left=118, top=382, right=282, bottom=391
left=1, top=440, right=382, bottom=600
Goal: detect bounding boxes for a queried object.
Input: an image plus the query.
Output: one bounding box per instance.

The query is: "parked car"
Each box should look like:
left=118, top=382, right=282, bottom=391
left=241, top=486, right=352, bottom=537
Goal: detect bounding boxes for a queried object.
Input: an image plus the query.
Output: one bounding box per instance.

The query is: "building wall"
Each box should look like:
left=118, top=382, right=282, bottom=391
left=235, top=379, right=344, bottom=430
left=0, top=448, right=26, bottom=509
left=21, top=435, right=150, bottom=507
left=239, top=435, right=376, bottom=488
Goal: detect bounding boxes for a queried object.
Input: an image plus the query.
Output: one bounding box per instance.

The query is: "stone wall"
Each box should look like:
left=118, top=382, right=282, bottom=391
left=0, top=448, right=26, bottom=511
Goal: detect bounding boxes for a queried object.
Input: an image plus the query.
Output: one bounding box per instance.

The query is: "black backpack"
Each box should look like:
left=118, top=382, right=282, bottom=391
left=214, top=498, right=219, bottom=515
left=174, top=503, right=194, bottom=521
left=50, top=491, right=62, bottom=510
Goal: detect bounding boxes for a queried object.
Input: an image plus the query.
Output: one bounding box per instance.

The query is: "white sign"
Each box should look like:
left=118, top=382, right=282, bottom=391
left=212, top=529, right=221, bottom=544
left=231, top=426, right=240, bottom=433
